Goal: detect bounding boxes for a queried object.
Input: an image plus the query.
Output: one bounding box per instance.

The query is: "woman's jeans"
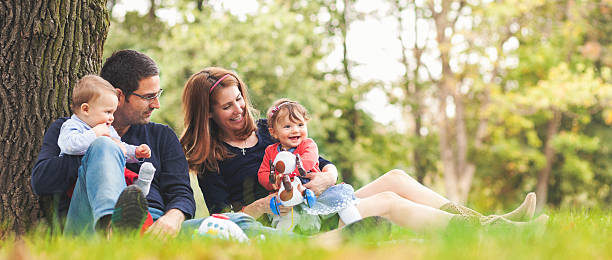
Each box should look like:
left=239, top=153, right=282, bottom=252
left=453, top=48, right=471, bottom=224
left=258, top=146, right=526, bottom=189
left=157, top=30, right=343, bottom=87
left=148, top=207, right=288, bottom=238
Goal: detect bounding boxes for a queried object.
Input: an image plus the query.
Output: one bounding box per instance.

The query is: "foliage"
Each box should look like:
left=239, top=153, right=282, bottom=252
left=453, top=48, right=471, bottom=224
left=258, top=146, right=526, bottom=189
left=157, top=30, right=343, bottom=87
left=101, top=0, right=612, bottom=209
left=481, top=0, right=612, bottom=208
left=103, top=0, right=398, bottom=187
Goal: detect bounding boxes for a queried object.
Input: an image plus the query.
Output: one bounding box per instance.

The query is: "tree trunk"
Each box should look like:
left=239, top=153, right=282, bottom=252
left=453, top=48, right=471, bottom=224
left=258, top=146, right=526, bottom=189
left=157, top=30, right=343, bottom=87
left=196, top=0, right=206, bottom=12
left=430, top=1, right=463, bottom=203
left=413, top=110, right=426, bottom=183
left=393, top=0, right=428, bottom=182
left=0, top=0, right=109, bottom=235
left=454, top=93, right=473, bottom=203
left=460, top=86, right=492, bottom=202
left=536, top=110, right=561, bottom=212
left=430, top=0, right=477, bottom=204
left=339, top=0, right=356, bottom=184
left=437, top=82, right=460, bottom=202
left=148, top=0, right=156, bottom=19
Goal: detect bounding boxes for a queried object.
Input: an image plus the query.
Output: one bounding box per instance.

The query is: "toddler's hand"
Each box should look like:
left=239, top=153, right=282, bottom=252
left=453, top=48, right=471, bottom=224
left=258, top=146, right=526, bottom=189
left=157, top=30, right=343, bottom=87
left=135, top=144, right=151, bottom=158
left=92, top=123, right=111, bottom=137
left=271, top=174, right=283, bottom=190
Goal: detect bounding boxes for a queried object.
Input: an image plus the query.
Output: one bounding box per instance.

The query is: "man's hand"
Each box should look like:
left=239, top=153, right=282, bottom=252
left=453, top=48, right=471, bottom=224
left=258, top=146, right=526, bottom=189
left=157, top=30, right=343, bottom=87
left=145, top=209, right=185, bottom=240
left=92, top=123, right=111, bottom=137
left=303, top=164, right=338, bottom=195
left=135, top=144, right=151, bottom=158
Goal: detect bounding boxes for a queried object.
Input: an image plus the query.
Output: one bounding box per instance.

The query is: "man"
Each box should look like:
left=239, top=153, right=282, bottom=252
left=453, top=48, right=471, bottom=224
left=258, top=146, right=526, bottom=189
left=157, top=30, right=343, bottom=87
left=31, top=50, right=195, bottom=237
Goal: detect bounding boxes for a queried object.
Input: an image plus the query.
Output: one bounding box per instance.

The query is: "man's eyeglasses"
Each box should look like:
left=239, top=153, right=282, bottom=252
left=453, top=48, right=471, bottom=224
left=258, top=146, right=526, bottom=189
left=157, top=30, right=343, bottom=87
left=131, top=89, right=163, bottom=101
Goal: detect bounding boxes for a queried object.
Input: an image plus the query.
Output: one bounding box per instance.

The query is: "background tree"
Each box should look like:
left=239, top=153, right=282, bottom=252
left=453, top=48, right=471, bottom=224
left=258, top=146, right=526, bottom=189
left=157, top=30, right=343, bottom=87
left=0, top=1, right=109, bottom=234
left=496, top=0, right=612, bottom=210
left=303, top=0, right=402, bottom=185
left=103, top=0, right=612, bottom=211
left=383, top=0, right=510, bottom=203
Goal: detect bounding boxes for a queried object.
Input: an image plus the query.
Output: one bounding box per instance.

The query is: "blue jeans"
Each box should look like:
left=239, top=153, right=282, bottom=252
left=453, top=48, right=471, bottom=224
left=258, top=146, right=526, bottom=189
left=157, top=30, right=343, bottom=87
left=164, top=210, right=291, bottom=238
left=63, top=137, right=127, bottom=236
left=62, top=137, right=283, bottom=238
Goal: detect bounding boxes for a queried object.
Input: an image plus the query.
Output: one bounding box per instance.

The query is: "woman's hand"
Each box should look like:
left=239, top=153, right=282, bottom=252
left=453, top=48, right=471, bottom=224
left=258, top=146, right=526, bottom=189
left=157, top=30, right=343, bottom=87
left=240, top=193, right=291, bottom=218
left=303, top=164, right=338, bottom=195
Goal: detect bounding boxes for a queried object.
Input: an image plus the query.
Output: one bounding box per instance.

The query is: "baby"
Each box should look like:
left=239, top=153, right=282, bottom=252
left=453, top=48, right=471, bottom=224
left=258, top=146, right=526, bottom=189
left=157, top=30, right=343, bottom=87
left=58, top=75, right=154, bottom=195
left=258, top=98, right=361, bottom=232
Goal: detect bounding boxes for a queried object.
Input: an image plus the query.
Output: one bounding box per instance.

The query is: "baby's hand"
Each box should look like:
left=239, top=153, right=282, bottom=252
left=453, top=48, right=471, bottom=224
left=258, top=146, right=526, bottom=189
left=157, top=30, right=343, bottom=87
left=135, top=144, right=151, bottom=158
left=271, top=173, right=283, bottom=190
left=92, top=123, right=111, bottom=137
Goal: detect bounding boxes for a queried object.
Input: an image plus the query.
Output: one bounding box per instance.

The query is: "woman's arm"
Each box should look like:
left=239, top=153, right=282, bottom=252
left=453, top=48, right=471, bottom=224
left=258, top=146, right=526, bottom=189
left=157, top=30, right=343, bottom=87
left=199, top=169, right=233, bottom=214
left=241, top=193, right=292, bottom=219
left=240, top=193, right=275, bottom=219
left=303, top=163, right=338, bottom=195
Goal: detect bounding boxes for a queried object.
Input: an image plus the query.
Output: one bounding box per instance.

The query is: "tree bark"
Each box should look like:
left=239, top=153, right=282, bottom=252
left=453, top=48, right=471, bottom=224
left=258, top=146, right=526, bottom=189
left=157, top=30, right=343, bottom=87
left=536, top=110, right=562, bottom=212
left=0, top=0, right=109, bottom=235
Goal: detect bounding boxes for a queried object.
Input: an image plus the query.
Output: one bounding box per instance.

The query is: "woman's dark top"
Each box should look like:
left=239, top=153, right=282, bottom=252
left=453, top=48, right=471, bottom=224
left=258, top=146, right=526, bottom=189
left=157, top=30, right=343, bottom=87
left=198, top=119, right=331, bottom=214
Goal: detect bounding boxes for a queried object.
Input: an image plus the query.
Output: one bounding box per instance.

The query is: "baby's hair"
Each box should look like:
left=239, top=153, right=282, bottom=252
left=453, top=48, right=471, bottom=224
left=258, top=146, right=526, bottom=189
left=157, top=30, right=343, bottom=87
left=266, top=98, right=310, bottom=129
left=71, top=75, right=118, bottom=111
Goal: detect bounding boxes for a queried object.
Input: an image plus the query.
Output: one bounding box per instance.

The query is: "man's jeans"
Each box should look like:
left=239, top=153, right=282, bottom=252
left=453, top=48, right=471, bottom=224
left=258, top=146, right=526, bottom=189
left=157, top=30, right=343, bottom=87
left=63, top=137, right=126, bottom=236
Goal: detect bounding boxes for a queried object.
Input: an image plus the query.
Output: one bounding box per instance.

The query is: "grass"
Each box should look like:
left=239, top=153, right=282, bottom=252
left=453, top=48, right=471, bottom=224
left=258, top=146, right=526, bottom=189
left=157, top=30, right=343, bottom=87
left=1, top=209, right=611, bottom=260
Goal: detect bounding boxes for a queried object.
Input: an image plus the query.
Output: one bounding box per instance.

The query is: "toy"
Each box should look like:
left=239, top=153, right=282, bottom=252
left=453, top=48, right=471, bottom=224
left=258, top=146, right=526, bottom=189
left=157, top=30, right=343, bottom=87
left=267, top=152, right=364, bottom=230
left=269, top=151, right=316, bottom=213
left=195, top=214, right=249, bottom=242
left=268, top=151, right=316, bottom=230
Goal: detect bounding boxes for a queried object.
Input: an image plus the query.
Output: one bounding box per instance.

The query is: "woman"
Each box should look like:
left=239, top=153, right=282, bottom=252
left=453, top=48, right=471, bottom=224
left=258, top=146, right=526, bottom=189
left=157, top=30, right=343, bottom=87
left=180, top=67, right=544, bottom=235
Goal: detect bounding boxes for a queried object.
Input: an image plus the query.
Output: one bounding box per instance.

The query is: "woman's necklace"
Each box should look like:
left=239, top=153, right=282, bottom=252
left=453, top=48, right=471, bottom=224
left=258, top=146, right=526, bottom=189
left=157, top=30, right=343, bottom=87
left=227, top=132, right=253, bottom=156
left=241, top=138, right=247, bottom=156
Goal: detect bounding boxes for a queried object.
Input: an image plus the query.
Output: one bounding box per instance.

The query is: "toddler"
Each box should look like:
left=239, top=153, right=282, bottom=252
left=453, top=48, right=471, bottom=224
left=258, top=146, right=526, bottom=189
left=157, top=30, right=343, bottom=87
left=258, top=98, right=361, bottom=232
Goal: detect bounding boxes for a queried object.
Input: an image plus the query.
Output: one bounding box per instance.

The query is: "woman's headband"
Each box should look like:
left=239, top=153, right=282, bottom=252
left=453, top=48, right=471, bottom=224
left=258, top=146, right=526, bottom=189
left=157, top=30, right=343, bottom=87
left=209, top=74, right=232, bottom=94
